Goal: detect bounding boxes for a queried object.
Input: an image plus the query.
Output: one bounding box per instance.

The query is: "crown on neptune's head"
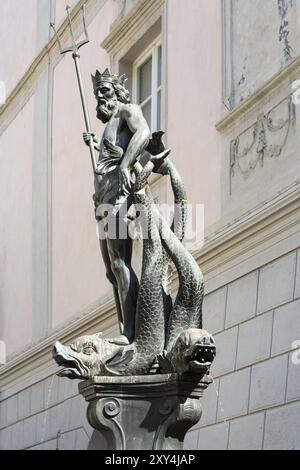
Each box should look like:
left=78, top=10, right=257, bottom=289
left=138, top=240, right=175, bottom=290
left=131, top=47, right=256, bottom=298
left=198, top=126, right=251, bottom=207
left=91, top=68, right=128, bottom=95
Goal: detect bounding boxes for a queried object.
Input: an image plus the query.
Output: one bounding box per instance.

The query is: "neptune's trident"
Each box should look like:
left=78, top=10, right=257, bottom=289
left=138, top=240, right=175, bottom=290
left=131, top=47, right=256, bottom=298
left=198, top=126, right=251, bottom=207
left=51, top=4, right=99, bottom=175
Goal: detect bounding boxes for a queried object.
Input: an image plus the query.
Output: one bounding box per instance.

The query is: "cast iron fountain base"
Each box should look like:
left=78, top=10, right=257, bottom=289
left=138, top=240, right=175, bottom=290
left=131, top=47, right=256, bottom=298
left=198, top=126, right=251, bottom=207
left=79, top=373, right=212, bottom=450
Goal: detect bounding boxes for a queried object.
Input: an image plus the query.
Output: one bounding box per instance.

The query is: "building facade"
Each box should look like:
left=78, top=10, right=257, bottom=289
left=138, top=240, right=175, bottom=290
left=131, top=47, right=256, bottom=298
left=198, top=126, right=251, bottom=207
left=0, top=0, right=300, bottom=450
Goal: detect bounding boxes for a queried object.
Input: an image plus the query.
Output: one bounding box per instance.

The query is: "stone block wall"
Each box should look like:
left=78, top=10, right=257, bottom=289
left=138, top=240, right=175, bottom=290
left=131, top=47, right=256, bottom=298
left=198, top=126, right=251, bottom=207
left=184, top=250, right=300, bottom=450
left=0, top=371, right=106, bottom=450
left=1, top=249, right=299, bottom=450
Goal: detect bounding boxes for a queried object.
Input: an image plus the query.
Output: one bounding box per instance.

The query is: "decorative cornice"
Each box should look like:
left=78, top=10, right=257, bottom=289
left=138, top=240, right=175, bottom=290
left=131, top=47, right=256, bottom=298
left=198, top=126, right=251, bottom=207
left=1, top=180, right=300, bottom=389
left=101, top=0, right=165, bottom=55
left=216, top=54, right=300, bottom=133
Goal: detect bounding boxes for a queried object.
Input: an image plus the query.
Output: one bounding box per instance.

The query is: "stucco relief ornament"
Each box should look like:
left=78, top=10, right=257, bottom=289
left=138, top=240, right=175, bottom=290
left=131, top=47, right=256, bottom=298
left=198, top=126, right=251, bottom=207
left=230, top=96, right=295, bottom=179
left=50, top=5, right=215, bottom=450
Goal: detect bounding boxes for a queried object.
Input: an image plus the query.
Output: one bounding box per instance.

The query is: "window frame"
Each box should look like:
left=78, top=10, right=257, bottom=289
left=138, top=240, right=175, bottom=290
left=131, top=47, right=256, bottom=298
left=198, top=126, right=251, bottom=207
left=132, top=36, right=162, bottom=133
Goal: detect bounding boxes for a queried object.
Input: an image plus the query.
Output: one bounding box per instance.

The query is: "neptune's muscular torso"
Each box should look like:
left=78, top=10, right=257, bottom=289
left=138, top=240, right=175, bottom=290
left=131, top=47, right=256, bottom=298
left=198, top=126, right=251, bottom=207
left=93, top=110, right=133, bottom=217
left=102, top=111, right=132, bottom=152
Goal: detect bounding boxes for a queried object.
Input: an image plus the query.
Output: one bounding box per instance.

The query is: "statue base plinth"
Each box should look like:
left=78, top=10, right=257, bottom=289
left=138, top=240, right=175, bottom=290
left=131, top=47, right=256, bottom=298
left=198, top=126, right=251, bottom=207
left=79, top=373, right=212, bottom=450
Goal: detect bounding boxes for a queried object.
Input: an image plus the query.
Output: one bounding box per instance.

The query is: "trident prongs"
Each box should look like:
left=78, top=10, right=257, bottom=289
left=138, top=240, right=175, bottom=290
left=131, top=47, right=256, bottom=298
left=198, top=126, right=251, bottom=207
left=66, top=5, right=76, bottom=48
left=50, top=21, right=63, bottom=53
left=82, top=4, right=89, bottom=43
left=50, top=4, right=90, bottom=57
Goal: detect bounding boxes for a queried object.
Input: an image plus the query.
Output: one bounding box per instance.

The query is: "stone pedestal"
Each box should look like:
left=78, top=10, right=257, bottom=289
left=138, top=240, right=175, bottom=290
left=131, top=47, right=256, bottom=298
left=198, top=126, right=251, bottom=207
left=79, top=373, right=212, bottom=450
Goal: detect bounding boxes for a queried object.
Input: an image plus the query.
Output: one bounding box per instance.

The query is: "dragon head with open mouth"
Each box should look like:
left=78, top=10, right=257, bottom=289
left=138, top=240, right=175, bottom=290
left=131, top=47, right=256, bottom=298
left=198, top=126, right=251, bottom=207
left=158, top=328, right=216, bottom=375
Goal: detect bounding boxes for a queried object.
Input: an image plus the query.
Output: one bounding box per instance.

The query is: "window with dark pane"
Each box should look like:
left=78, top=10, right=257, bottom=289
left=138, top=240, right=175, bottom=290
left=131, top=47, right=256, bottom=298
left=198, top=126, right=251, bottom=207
left=133, top=39, right=163, bottom=133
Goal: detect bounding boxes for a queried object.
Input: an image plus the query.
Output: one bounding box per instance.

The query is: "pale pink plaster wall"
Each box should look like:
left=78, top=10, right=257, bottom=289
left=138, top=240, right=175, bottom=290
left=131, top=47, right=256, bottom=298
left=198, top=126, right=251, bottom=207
left=166, top=0, right=222, bottom=235
left=52, top=1, right=117, bottom=328
left=0, top=0, right=37, bottom=96
left=0, top=99, right=33, bottom=355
